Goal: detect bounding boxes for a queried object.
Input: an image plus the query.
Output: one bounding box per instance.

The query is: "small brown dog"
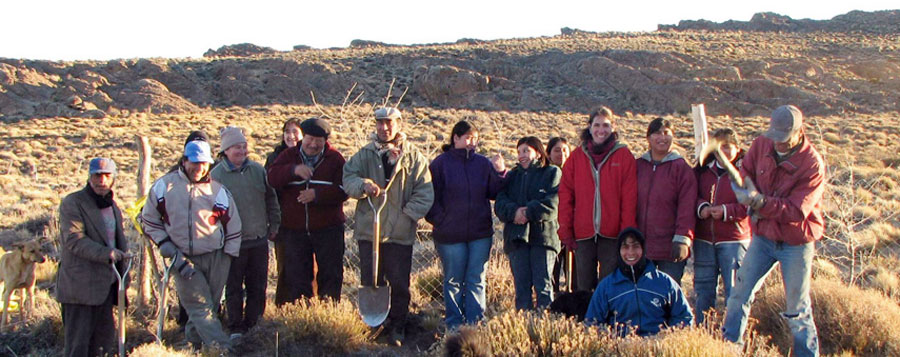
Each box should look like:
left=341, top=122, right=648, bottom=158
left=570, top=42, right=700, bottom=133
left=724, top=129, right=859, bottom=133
left=0, top=239, right=46, bottom=331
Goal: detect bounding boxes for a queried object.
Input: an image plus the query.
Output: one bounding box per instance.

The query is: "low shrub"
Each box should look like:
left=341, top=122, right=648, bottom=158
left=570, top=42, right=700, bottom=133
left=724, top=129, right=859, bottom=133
left=130, top=343, right=190, bottom=357
left=414, top=262, right=444, bottom=303
left=436, top=309, right=779, bottom=356
left=264, top=298, right=373, bottom=353
left=752, top=278, right=900, bottom=355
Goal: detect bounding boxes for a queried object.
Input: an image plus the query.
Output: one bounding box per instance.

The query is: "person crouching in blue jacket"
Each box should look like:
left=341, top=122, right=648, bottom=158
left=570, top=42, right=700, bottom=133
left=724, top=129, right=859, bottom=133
left=584, top=227, right=693, bottom=336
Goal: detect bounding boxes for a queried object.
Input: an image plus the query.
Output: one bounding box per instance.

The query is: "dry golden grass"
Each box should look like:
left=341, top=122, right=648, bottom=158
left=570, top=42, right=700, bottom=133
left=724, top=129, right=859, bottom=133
left=130, top=343, right=191, bottom=357
left=435, top=309, right=780, bottom=356
left=263, top=298, right=373, bottom=354
left=751, top=278, right=900, bottom=355
left=0, top=105, right=899, bottom=355
left=413, top=260, right=444, bottom=303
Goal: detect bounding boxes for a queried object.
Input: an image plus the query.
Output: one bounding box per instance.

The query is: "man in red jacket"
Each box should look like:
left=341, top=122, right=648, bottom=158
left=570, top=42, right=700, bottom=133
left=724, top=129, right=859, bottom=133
left=723, top=105, right=824, bottom=357
left=267, top=118, right=349, bottom=303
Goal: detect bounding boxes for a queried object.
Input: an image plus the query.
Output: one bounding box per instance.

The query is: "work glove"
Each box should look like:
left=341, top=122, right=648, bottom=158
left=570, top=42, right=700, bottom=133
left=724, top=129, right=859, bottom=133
left=158, top=240, right=178, bottom=258
left=671, top=242, right=690, bottom=262
left=731, top=179, right=766, bottom=210
left=173, top=254, right=196, bottom=279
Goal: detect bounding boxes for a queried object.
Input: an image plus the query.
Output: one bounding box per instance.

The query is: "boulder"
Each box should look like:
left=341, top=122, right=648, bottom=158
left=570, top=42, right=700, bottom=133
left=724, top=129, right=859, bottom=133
left=412, top=65, right=491, bottom=107
left=109, top=78, right=199, bottom=114
left=204, top=43, right=279, bottom=58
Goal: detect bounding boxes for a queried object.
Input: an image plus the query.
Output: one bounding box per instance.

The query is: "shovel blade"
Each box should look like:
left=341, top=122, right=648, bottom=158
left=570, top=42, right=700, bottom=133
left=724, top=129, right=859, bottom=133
left=358, top=285, right=391, bottom=327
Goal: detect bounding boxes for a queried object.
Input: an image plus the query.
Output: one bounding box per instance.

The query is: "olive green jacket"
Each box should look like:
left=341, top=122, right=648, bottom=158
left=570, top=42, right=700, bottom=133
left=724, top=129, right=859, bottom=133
left=343, top=140, right=433, bottom=245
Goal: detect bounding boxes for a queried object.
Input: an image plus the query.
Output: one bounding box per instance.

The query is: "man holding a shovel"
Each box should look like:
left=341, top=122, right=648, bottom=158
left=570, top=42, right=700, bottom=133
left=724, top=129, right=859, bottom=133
left=722, top=105, right=825, bottom=356
left=343, top=107, right=434, bottom=346
left=58, top=158, right=130, bottom=357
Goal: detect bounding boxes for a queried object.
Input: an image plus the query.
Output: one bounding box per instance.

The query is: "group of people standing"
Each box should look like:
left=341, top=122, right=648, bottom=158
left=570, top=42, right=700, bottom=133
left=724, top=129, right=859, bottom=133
left=54, top=102, right=824, bottom=356
left=427, top=104, right=825, bottom=357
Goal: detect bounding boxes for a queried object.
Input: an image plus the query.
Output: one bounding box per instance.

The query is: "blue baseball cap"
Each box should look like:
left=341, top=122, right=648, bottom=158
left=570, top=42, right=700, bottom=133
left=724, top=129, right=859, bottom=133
left=89, top=158, right=117, bottom=175
left=184, top=141, right=214, bottom=163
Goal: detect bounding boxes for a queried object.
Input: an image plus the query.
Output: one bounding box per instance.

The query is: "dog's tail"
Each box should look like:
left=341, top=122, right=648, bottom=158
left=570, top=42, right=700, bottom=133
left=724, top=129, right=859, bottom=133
left=445, top=326, right=492, bottom=357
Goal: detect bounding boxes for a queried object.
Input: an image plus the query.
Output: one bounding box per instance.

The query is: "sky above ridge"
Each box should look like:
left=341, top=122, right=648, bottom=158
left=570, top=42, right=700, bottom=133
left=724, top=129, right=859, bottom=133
left=2, top=0, right=896, bottom=61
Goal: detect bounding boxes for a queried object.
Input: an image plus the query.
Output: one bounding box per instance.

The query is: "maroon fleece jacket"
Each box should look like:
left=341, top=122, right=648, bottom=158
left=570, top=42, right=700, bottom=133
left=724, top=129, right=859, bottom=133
left=267, top=142, right=348, bottom=232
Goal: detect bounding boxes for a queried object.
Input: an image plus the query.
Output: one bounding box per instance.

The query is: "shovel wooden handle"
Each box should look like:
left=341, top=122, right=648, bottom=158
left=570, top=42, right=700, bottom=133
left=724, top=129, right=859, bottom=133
left=367, top=197, right=388, bottom=286
left=566, top=249, right=575, bottom=293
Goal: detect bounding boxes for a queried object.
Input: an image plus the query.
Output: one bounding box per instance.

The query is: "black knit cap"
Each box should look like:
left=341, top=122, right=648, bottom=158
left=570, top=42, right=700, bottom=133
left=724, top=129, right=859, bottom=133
left=616, top=227, right=648, bottom=282
left=300, top=118, right=331, bottom=138
left=184, top=130, right=209, bottom=147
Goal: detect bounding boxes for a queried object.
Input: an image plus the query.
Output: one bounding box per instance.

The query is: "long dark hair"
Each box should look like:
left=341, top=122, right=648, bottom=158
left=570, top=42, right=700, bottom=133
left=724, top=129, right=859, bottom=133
left=516, top=136, right=550, bottom=168
left=442, top=120, right=477, bottom=152
left=580, top=106, right=615, bottom=145
left=274, top=117, right=303, bottom=150
left=546, top=137, right=568, bottom=154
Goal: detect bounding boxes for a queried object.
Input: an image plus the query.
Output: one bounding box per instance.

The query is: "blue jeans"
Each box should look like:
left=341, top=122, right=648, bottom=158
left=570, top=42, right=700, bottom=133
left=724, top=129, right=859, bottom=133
left=507, top=244, right=556, bottom=310
left=693, top=240, right=749, bottom=323
left=723, top=235, right=819, bottom=357
left=435, top=237, right=492, bottom=329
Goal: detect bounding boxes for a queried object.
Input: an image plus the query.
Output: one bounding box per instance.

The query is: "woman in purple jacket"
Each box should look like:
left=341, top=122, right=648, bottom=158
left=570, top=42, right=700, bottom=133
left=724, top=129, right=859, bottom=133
left=426, top=120, right=506, bottom=330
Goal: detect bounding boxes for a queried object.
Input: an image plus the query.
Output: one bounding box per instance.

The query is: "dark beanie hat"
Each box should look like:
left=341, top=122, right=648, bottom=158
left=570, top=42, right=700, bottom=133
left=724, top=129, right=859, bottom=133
left=616, top=227, right=648, bottom=282
left=300, top=118, right=331, bottom=138
left=185, top=130, right=209, bottom=147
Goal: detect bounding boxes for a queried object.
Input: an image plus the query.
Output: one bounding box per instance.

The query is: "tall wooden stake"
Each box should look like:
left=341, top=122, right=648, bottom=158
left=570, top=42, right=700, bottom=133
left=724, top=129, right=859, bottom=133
left=691, top=104, right=709, bottom=163
left=136, top=135, right=153, bottom=308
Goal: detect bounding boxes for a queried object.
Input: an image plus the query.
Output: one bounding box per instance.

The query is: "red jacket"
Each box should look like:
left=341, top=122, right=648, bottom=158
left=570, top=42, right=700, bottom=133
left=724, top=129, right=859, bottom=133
left=695, top=157, right=751, bottom=244
left=740, top=135, right=825, bottom=245
left=558, top=143, right=637, bottom=245
left=636, top=151, right=696, bottom=261
left=267, top=142, right=348, bottom=232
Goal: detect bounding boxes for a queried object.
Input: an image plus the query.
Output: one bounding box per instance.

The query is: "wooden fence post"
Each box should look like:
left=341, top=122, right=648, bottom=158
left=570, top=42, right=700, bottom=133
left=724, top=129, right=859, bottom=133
left=136, top=135, right=153, bottom=308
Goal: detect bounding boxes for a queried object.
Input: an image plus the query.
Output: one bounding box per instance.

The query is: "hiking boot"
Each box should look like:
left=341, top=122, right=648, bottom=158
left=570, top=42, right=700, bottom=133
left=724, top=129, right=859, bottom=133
left=388, top=324, right=405, bottom=347
left=229, top=333, right=242, bottom=345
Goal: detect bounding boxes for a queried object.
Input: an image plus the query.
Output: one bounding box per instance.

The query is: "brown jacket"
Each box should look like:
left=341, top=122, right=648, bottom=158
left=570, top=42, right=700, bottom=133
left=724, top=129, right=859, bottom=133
left=57, top=185, right=129, bottom=305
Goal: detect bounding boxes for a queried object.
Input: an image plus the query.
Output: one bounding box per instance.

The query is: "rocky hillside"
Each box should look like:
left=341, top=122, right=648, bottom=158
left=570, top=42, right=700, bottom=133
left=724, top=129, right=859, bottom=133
left=659, top=10, right=900, bottom=34
left=1, top=10, right=898, bottom=121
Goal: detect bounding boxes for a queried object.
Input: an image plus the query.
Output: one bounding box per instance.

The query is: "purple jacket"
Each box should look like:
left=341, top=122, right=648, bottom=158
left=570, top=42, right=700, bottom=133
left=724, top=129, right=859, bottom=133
left=426, top=148, right=507, bottom=244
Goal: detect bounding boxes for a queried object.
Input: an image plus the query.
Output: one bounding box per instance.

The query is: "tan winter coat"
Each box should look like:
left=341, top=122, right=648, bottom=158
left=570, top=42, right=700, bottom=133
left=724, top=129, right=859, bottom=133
left=343, top=139, right=433, bottom=245
left=142, top=169, right=242, bottom=257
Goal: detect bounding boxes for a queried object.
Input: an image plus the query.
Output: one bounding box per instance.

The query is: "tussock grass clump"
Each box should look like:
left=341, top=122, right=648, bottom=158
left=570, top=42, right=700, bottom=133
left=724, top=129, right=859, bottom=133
left=414, top=261, right=444, bottom=303
left=484, top=251, right=515, bottom=316
left=265, top=298, right=372, bottom=353
left=438, top=309, right=778, bottom=356
left=0, top=289, right=63, bottom=355
left=859, top=257, right=900, bottom=299
left=752, top=278, right=900, bottom=355
left=130, top=343, right=191, bottom=357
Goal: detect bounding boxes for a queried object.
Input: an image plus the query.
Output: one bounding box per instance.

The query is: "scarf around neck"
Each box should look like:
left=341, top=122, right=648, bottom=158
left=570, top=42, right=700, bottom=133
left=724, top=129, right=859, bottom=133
left=85, top=183, right=115, bottom=209
left=371, top=132, right=406, bottom=165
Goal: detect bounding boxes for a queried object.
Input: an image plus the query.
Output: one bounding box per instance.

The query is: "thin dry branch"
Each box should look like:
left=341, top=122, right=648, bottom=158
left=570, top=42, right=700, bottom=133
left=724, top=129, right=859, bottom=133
left=382, top=78, right=396, bottom=107
left=310, top=91, right=330, bottom=119
left=394, top=86, right=409, bottom=108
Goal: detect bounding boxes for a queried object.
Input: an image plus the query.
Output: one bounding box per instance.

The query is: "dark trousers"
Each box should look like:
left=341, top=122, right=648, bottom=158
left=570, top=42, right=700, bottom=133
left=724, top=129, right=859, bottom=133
left=551, top=250, right=577, bottom=293
left=275, top=226, right=345, bottom=305
left=225, top=241, right=269, bottom=333
left=62, top=284, right=116, bottom=357
left=358, top=240, right=412, bottom=325
left=574, top=235, right=618, bottom=292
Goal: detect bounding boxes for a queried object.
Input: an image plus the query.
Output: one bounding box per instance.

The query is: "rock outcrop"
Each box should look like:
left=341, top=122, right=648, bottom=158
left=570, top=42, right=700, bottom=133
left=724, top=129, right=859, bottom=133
left=1, top=10, right=898, bottom=121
